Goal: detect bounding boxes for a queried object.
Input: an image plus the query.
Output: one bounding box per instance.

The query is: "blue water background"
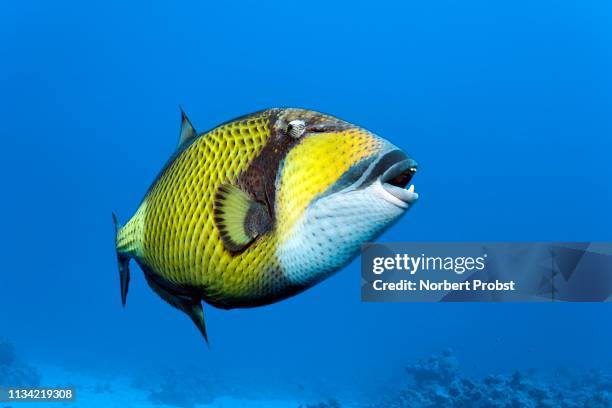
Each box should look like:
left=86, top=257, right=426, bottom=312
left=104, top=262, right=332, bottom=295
left=1, top=0, right=611, bottom=401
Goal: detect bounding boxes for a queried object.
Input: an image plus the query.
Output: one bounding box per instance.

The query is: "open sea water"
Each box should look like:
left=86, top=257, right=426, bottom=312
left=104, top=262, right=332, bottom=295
left=1, top=1, right=611, bottom=406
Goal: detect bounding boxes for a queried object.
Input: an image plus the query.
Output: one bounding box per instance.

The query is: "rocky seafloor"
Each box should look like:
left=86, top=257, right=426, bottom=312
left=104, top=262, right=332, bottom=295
left=366, top=349, right=612, bottom=408
left=0, top=338, right=610, bottom=407
left=0, top=337, right=41, bottom=388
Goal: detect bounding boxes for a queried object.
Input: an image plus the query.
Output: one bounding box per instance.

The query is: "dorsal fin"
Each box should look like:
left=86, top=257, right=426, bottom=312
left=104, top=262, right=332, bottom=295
left=178, top=106, right=197, bottom=149
left=214, top=184, right=272, bottom=252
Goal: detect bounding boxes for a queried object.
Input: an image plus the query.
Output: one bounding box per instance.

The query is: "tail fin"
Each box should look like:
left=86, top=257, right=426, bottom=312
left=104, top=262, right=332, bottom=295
left=112, top=213, right=131, bottom=306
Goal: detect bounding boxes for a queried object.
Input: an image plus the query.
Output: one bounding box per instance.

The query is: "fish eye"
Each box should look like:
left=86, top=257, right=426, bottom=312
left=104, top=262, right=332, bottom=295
left=286, top=120, right=306, bottom=139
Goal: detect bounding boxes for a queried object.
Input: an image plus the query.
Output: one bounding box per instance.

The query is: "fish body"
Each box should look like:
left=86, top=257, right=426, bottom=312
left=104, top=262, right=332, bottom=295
left=114, top=108, right=418, bottom=342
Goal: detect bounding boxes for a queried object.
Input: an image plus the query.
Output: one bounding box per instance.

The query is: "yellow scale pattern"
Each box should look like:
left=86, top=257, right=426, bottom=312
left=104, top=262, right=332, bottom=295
left=116, top=203, right=147, bottom=258
left=130, top=111, right=281, bottom=306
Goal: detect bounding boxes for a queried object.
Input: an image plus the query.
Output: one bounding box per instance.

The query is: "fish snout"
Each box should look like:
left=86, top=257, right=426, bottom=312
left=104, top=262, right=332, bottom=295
left=373, top=148, right=418, bottom=208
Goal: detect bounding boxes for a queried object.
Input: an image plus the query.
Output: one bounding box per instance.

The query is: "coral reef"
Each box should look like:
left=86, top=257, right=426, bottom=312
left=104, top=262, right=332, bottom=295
left=0, top=338, right=41, bottom=388
left=369, top=350, right=612, bottom=408
left=92, top=381, right=113, bottom=394
left=146, top=367, right=216, bottom=408
left=299, top=398, right=342, bottom=408
left=404, top=349, right=458, bottom=387
left=0, top=339, right=16, bottom=367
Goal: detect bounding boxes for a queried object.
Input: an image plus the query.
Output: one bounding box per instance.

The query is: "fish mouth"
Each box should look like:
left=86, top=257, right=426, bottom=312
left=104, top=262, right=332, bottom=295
left=378, top=156, right=418, bottom=208
left=325, top=147, right=418, bottom=208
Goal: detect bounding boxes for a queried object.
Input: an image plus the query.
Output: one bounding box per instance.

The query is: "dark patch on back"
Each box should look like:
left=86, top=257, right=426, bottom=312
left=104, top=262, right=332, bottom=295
left=236, top=110, right=295, bottom=218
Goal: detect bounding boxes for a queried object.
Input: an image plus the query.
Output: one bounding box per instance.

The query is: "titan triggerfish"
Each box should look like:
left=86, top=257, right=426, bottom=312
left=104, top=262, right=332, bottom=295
left=113, top=108, right=418, bottom=344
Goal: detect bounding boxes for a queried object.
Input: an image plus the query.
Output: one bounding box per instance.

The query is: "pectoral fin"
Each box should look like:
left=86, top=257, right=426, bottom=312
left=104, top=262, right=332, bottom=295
left=213, top=184, right=272, bottom=252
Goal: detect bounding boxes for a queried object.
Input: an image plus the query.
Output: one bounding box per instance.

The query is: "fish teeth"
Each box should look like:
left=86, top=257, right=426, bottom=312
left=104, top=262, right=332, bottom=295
left=407, top=184, right=415, bottom=193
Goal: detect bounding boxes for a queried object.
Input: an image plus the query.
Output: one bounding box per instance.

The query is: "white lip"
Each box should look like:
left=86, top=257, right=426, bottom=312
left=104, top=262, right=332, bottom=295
left=375, top=180, right=419, bottom=208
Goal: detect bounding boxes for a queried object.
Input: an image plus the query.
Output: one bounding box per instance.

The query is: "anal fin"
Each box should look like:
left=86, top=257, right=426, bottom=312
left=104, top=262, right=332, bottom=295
left=137, top=261, right=209, bottom=346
